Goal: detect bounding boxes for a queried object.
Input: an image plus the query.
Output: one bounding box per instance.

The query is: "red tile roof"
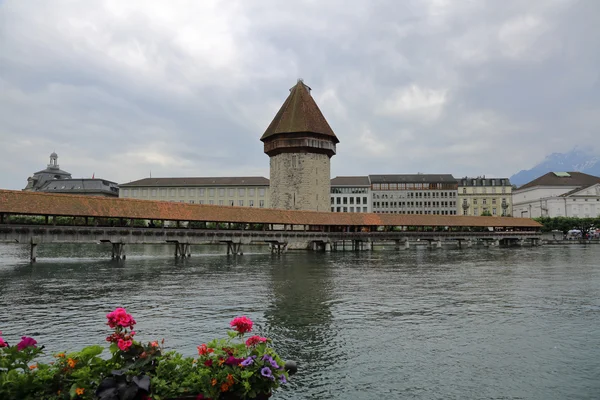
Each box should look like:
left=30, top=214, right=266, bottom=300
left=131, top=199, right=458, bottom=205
left=260, top=80, right=339, bottom=143
left=0, top=190, right=541, bottom=228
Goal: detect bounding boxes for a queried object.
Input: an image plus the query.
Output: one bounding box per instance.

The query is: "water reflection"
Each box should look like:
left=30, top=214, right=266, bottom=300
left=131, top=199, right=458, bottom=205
left=262, top=253, right=340, bottom=399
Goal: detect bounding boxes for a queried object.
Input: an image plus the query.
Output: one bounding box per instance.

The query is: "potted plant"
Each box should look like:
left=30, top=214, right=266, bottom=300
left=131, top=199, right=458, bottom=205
left=0, top=310, right=296, bottom=400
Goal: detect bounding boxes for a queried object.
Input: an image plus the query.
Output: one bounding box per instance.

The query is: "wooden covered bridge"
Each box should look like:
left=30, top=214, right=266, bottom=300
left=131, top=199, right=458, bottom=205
left=0, top=190, right=542, bottom=261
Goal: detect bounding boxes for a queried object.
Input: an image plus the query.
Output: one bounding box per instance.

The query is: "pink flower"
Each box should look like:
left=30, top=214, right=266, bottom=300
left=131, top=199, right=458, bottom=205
left=230, top=316, right=253, bottom=334
left=151, top=341, right=159, bottom=347
left=0, top=331, right=7, bottom=348
left=117, top=339, right=133, bottom=351
left=16, top=336, right=37, bottom=351
left=245, top=335, right=268, bottom=347
left=106, top=308, right=136, bottom=329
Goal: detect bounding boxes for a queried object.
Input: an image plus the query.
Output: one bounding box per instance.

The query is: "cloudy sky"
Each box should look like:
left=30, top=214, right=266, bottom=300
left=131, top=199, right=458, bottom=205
left=1, top=0, right=599, bottom=189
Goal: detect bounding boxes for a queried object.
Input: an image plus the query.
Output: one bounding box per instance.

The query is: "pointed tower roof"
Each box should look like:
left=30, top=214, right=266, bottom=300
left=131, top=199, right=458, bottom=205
left=261, top=80, right=339, bottom=143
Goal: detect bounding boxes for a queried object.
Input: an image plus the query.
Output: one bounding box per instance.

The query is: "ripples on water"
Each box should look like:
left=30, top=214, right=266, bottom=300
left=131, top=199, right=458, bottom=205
left=1, top=243, right=599, bottom=399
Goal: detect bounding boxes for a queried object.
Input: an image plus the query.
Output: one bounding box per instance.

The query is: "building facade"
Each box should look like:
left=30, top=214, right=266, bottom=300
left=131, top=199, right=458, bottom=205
left=330, top=176, right=372, bottom=213
left=369, top=174, right=458, bottom=215
left=24, top=152, right=119, bottom=197
left=119, top=177, right=270, bottom=208
left=261, top=79, right=339, bottom=212
left=458, top=177, right=512, bottom=216
left=512, top=172, right=600, bottom=218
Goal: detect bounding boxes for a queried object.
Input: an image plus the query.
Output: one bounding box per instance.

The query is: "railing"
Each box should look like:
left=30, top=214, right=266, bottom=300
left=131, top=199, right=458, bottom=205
left=264, top=138, right=336, bottom=154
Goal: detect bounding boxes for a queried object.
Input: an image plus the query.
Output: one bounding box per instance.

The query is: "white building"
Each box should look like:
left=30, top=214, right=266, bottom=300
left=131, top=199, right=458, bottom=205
left=512, top=172, right=600, bottom=218
left=119, top=177, right=270, bottom=208
left=330, top=176, right=371, bottom=213
left=369, top=174, right=458, bottom=215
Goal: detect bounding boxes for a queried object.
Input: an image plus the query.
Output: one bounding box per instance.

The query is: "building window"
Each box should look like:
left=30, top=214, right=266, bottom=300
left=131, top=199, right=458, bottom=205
left=122, top=189, right=129, bottom=196
left=259, top=188, right=265, bottom=197
left=199, top=188, right=205, bottom=196
left=189, top=200, right=195, bottom=204
left=473, top=199, right=478, bottom=205
left=132, top=189, right=138, bottom=197
left=219, top=188, right=225, bottom=197
left=209, top=189, right=215, bottom=197
left=249, top=200, right=254, bottom=207
left=229, top=200, right=234, bottom=206
left=219, top=200, right=224, bottom=205
left=492, top=208, right=497, bottom=215
left=259, top=200, right=265, bottom=208
left=343, top=197, right=348, bottom=204
left=483, top=199, right=487, bottom=205
left=331, top=197, right=335, bottom=204
left=474, top=207, right=478, bottom=215
left=151, top=189, right=157, bottom=197
left=209, top=200, right=214, bottom=205
left=229, top=188, right=235, bottom=196
left=349, top=197, right=354, bottom=205
left=199, top=200, right=204, bottom=205
left=249, top=188, right=255, bottom=196
left=239, top=200, right=244, bottom=206
left=336, top=197, right=341, bottom=204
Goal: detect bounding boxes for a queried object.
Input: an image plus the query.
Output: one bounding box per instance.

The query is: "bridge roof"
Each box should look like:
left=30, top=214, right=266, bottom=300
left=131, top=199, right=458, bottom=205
left=0, top=190, right=541, bottom=228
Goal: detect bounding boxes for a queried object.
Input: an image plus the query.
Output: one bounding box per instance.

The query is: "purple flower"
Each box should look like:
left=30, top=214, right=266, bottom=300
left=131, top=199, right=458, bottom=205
left=16, top=336, right=37, bottom=351
left=269, top=358, right=281, bottom=369
left=261, top=366, right=274, bottom=380
left=262, top=354, right=273, bottom=362
left=280, top=375, right=287, bottom=384
left=241, top=356, right=255, bottom=367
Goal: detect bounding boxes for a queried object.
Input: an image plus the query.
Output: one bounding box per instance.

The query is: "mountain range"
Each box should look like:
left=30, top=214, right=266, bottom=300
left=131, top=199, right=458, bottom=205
left=510, top=149, right=600, bottom=187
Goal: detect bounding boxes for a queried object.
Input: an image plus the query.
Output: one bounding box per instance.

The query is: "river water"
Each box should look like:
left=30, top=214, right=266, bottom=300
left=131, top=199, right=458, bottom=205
left=0, top=243, right=599, bottom=399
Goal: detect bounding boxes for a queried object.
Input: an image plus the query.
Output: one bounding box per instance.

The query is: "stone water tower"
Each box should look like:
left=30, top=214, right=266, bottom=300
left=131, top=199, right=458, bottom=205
left=261, top=80, right=339, bottom=211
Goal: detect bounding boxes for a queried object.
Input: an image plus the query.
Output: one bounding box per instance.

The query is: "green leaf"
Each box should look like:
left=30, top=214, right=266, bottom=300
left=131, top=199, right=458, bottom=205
left=69, top=383, right=77, bottom=399
left=227, top=331, right=238, bottom=339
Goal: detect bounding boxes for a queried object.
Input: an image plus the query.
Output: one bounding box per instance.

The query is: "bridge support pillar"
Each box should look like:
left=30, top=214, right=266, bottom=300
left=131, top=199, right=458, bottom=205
left=111, top=243, right=126, bottom=260
left=30, top=240, right=37, bottom=263
left=270, top=243, right=287, bottom=254
left=325, top=242, right=331, bottom=252
left=227, top=242, right=243, bottom=256
left=404, top=240, right=410, bottom=249
left=436, top=240, right=442, bottom=249
left=457, top=240, right=462, bottom=249
left=175, top=243, right=191, bottom=258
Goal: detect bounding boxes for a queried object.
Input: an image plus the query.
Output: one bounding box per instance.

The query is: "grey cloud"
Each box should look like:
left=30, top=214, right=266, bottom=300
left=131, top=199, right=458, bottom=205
left=1, top=0, right=599, bottom=190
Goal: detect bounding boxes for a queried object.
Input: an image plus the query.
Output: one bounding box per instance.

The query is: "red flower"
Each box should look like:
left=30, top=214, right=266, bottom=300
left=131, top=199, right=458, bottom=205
left=106, top=308, right=136, bottom=329
left=117, top=339, right=132, bottom=351
left=245, top=335, right=268, bottom=347
left=204, top=359, right=213, bottom=367
left=230, top=316, right=253, bottom=334
left=197, top=344, right=213, bottom=355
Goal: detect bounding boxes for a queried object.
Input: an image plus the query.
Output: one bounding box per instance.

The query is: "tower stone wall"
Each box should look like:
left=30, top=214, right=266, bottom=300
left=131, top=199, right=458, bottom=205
left=269, top=152, right=330, bottom=211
